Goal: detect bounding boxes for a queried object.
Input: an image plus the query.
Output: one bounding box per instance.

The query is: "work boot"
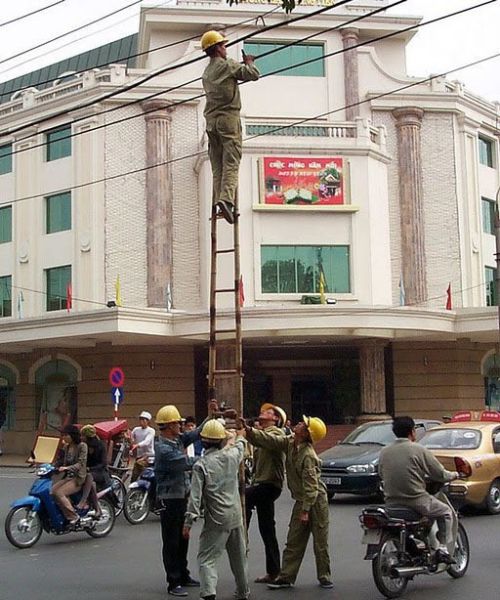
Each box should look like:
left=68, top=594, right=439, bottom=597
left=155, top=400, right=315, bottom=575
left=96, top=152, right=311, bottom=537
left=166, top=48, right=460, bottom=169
left=167, top=586, right=188, bottom=597
left=255, top=575, right=275, bottom=583
left=267, top=579, right=292, bottom=590
left=435, top=548, right=456, bottom=565
left=319, top=579, right=334, bottom=589
left=215, top=200, right=235, bottom=224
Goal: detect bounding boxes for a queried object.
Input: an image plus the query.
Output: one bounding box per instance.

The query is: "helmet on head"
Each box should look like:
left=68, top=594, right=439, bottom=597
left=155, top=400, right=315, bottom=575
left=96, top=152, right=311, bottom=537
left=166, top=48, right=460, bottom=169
left=303, top=415, right=326, bottom=444
left=139, top=411, right=152, bottom=421
left=80, top=424, right=97, bottom=438
left=201, top=30, right=227, bottom=52
left=201, top=419, right=227, bottom=440
left=156, top=405, right=182, bottom=425
left=273, top=406, right=287, bottom=428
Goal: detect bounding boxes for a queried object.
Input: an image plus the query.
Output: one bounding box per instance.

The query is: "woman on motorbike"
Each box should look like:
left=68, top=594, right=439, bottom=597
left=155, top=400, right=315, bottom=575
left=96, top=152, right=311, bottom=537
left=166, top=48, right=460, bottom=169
left=51, top=425, right=88, bottom=525
left=77, top=425, right=111, bottom=517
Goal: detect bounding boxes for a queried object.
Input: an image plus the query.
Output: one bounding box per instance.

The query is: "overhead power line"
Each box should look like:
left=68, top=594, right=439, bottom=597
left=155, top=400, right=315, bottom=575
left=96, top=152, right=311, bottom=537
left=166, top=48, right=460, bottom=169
left=0, top=0, right=66, bottom=28
left=1, top=0, right=356, bottom=139
left=0, top=0, right=491, bottom=162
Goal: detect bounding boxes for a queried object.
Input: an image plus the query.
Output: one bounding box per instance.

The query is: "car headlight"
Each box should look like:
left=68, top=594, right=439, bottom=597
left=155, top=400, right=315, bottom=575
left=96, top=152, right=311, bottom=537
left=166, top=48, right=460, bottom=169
left=346, top=464, right=376, bottom=474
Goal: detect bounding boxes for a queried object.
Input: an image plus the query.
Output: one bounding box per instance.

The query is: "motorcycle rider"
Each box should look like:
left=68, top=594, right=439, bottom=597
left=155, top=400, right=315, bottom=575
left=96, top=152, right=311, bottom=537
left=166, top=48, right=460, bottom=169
left=183, top=420, right=249, bottom=600
left=130, top=410, right=156, bottom=482
left=155, top=401, right=217, bottom=597
left=245, top=403, right=286, bottom=584
left=378, top=416, right=460, bottom=564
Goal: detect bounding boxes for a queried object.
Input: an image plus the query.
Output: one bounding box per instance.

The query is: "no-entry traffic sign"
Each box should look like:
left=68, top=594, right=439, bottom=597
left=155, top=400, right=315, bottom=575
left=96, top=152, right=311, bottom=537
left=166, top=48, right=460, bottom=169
left=109, top=367, right=125, bottom=388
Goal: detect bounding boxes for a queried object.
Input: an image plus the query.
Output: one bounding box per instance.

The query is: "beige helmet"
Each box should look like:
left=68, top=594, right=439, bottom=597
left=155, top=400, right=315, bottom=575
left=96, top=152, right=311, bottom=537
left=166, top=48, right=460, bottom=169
left=260, top=403, right=287, bottom=428
left=201, top=30, right=227, bottom=52
left=156, top=405, right=182, bottom=425
left=201, top=419, right=227, bottom=440
left=303, top=415, right=327, bottom=444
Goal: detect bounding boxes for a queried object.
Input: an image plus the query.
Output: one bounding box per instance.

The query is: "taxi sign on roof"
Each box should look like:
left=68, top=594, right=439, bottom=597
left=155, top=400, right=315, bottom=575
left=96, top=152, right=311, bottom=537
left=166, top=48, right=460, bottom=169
left=451, top=410, right=500, bottom=423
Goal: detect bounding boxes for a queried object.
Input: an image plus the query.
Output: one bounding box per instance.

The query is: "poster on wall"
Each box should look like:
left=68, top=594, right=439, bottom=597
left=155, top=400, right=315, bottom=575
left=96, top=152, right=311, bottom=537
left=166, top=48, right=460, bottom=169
left=262, top=156, right=345, bottom=206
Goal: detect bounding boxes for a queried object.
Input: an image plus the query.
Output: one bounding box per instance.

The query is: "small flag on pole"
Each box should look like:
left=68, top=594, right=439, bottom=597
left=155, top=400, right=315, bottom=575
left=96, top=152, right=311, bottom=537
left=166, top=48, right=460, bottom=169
left=239, top=275, right=245, bottom=308
left=17, top=291, right=24, bottom=319
left=115, top=275, right=122, bottom=307
left=446, top=283, right=452, bottom=310
left=319, top=271, right=326, bottom=304
left=166, top=283, right=173, bottom=312
left=66, top=283, right=72, bottom=313
left=399, top=273, right=406, bottom=306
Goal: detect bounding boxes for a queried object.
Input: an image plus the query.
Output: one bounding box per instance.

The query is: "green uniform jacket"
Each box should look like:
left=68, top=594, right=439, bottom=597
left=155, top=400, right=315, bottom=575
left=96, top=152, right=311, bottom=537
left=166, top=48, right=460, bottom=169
left=247, top=428, right=326, bottom=512
left=202, top=57, right=260, bottom=122
left=252, top=425, right=286, bottom=489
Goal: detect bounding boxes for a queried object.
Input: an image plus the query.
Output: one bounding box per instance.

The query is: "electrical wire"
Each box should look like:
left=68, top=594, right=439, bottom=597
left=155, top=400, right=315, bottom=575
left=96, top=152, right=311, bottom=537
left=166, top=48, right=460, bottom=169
left=1, top=0, right=356, bottom=140
left=0, top=0, right=145, bottom=68
left=0, top=1, right=66, bottom=29
left=0, top=0, right=490, bottom=164
left=0, top=44, right=498, bottom=210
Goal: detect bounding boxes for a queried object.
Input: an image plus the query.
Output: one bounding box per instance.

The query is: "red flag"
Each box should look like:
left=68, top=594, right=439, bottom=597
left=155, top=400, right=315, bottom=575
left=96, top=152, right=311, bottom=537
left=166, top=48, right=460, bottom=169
left=445, top=283, right=452, bottom=310
left=66, top=283, right=72, bottom=312
left=239, top=275, right=245, bottom=308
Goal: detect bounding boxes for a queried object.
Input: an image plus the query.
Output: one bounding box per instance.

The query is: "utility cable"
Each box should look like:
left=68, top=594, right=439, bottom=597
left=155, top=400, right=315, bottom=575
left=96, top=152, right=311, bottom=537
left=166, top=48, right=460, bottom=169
left=0, top=1, right=66, bottom=28
left=0, top=0, right=489, bottom=162
left=1, top=0, right=356, bottom=139
left=0, top=0, right=145, bottom=68
left=1, top=44, right=497, bottom=210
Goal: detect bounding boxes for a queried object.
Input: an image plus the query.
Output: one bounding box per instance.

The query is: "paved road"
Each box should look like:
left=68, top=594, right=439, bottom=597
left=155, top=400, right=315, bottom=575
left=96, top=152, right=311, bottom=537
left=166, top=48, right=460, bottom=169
left=0, top=468, right=498, bottom=600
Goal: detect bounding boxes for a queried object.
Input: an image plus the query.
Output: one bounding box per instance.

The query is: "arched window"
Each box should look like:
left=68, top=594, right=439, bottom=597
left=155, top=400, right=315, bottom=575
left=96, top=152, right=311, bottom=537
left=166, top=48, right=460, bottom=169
left=0, top=365, right=16, bottom=430
left=483, top=353, right=500, bottom=410
left=34, top=359, right=78, bottom=434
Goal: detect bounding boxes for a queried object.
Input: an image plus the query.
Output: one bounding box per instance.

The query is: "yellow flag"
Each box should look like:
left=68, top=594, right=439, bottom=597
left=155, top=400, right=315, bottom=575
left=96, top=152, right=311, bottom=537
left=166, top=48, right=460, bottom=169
left=115, top=275, right=122, bottom=307
left=319, top=271, right=326, bottom=304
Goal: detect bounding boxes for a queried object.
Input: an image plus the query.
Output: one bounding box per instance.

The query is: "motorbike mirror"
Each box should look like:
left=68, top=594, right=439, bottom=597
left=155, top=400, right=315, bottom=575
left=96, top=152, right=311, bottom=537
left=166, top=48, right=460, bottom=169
left=454, top=456, right=472, bottom=478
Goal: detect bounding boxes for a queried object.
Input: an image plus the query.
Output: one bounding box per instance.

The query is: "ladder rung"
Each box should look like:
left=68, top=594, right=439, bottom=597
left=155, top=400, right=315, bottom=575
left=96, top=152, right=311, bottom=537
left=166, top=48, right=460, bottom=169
left=214, top=328, right=237, bottom=334
left=215, top=248, right=235, bottom=254
left=214, top=369, right=239, bottom=375
left=215, top=288, right=236, bottom=293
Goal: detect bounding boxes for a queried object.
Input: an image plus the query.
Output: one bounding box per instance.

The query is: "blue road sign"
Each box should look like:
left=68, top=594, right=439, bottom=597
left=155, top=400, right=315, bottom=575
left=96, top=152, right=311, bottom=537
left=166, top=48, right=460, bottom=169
left=111, top=387, right=124, bottom=404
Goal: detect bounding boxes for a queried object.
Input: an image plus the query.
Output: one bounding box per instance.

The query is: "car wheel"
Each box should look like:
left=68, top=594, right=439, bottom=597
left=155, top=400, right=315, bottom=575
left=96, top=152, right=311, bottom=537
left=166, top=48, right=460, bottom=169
left=485, top=479, right=500, bottom=515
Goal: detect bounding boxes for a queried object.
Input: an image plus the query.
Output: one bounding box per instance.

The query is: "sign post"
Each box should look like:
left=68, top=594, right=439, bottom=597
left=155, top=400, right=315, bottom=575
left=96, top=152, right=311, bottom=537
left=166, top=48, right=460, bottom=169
left=109, top=367, right=125, bottom=421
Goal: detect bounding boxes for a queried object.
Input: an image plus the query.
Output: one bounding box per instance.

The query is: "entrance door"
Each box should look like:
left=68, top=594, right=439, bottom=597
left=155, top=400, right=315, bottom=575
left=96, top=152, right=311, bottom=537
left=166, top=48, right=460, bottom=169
left=291, top=379, right=332, bottom=424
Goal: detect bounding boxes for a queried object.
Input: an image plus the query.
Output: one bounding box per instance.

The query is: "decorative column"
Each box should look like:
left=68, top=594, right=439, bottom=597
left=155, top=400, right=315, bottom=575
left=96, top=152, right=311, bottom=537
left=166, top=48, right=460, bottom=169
left=357, top=341, right=389, bottom=422
left=142, top=99, right=174, bottom=308
left=393, top=107, right=427, bottom=306
left=341, top=28, right=360, bottom=121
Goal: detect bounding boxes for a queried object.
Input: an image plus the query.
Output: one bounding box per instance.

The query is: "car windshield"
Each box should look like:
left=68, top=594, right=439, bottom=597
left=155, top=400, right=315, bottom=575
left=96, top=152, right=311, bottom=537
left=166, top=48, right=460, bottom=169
left=420, top=428, right=481, bottom=450
left=342, top=423, right=396, bottom=446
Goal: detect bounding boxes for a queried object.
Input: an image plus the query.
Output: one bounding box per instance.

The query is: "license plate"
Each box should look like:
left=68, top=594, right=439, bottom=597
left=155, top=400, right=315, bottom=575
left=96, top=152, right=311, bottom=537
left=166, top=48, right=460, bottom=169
left=361, top=529, right=381, bottom=545
left=322, top=477, right=341, bottom=485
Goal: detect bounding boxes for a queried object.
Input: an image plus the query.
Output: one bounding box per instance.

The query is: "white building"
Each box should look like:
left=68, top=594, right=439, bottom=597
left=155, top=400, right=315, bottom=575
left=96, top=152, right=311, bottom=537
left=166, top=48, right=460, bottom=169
left=0, top=0, right=499, bottom=453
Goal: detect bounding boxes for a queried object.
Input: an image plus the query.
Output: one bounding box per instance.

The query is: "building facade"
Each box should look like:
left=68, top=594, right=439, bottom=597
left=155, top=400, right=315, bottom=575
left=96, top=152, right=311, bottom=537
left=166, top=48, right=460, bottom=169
left=0, top=0, right=499, bottom=453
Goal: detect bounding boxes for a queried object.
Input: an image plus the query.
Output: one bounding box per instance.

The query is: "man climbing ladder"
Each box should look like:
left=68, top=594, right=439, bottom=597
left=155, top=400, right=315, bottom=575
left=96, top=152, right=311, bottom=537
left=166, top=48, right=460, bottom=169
left=201, top=30, right=260, bottom=224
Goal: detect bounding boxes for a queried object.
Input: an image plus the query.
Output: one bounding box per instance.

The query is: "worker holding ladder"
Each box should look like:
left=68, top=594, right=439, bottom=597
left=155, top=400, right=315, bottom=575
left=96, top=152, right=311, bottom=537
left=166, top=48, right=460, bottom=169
left=201, top=30, right=260, bottom=224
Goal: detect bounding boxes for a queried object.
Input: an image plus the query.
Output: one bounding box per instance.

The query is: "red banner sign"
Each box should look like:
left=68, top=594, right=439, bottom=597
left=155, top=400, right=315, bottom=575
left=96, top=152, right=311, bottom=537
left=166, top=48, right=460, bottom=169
left=262, top=156, right=345, bottom=206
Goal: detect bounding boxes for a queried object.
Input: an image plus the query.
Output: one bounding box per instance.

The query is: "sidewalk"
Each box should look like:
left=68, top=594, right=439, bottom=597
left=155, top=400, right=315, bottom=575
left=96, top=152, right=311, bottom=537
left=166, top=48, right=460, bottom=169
left=0, top=454, right=30, bottom=468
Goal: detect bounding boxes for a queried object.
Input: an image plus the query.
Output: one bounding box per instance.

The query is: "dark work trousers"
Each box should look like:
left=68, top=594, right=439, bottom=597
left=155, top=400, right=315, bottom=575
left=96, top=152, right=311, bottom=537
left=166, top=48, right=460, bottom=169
left=245, top=483, right=282, bottom=578
left=160, top=498, right=191, bottom=590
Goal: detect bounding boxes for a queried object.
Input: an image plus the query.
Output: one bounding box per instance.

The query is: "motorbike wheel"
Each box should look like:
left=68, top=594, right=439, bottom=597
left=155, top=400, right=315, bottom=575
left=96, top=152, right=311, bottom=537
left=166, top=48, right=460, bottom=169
left=124, top=489, right=150, bottom=525
left=5, top=507, right=43, bottom=549
left=372, top=534, right=409, bottom=599
left=85, top=498, right=115, bottom=538
left=110, top=475, right=126, bottom=517
left=447, top=522, right=470, bottom=578
left=485, top=479, right=500, bottom=515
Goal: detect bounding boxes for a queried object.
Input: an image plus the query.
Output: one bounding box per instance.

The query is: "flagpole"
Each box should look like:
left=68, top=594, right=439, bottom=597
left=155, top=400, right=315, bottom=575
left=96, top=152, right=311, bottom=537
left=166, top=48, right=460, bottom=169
left=495, top=186, right=500, bottom=371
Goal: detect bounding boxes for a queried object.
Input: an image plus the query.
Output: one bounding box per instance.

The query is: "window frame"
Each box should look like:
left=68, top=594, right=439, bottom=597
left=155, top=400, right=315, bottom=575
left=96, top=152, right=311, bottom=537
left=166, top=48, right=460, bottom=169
left=0, top=275, right=12, bottom=318
left=0, top=143, right=12, bottom=175
left=243, top=40, right=325, bottom=77
left=45, top=191, right=71, bottom=234
left=485, top=266, right=497, bottom=306
left=45, top=124, right=72, bottom=162
left=0, top=205, right=12, bottom=244
left=482, top=197, right=496, bottom=235
left=45, top=265, right=71, bottom=312
left=478, top=135, right=494, bottom=168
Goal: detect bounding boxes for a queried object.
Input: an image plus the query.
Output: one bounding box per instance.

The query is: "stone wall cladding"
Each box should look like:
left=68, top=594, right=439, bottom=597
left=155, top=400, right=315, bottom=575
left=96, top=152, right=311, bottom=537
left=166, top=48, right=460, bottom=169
left=373, top=111, right=401, bottom=307
left=171, top=103, right=202, bottom=310
left=104, top=105, right=147, bottom=307
left=421, top=113, right=461, bottom=308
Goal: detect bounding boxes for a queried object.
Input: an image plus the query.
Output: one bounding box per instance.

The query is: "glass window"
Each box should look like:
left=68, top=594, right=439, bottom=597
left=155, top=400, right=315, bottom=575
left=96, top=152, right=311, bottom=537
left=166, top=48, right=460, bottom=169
left=261, top=245, right=350, bottom=294
left=482, top=197, right=496, bottom=235
left=0, top=144, right=12, bottom=175
left=0, top=206, right=12, bottom=243
left=420, top=428, right=481, bottom=450
left=46, top=265, right=71, bottom=312
left=46, top=125, right=71, bottom=161
left=243, top=41, right=324, bottom=77
left=479, top=135, right=494, bottom=167
left=486, top=266, right=497, bottom=306
left=46, top=192, right=71, bottom=234
left=0, top=275, right=12, bottom=317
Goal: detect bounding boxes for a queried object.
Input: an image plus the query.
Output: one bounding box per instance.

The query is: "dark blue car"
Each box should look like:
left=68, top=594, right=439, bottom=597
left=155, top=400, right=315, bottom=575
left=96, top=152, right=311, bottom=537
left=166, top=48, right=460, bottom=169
left=320, top=419, right=441, bottom=500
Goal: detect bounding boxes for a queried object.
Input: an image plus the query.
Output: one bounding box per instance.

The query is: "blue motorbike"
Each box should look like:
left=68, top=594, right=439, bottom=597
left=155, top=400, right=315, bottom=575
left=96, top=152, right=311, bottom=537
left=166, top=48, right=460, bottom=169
left=4, top=464, right=116, bottom=548
left=123, top=460, right=161, bottom=525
